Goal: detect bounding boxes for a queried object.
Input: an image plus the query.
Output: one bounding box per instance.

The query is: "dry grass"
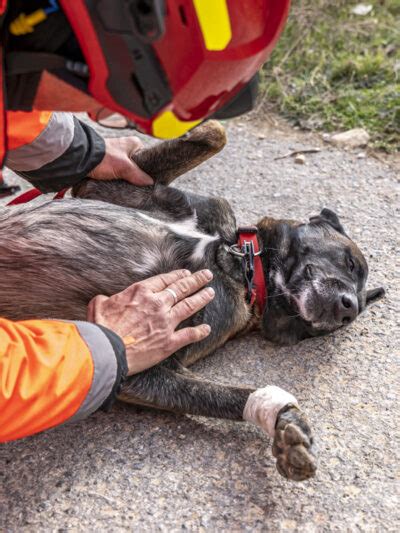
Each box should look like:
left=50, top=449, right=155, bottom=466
left=260, top=0, right=400, bottom=151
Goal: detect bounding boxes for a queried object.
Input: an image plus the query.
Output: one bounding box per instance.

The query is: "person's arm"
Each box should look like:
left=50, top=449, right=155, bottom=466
left=0, top=317, right=126, bottom=443
left=0, top=269, right=214, bottom=443
left=4, top=111, right=152, bottom=192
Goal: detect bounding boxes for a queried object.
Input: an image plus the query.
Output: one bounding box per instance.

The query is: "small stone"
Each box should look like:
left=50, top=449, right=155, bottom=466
left=294, top=154, right=306, bottom=165
left=357, top=152, right=367, bottom=159
left=344, top=484, right=361, bottom=497
left=351, top=4, right=373, bottom=16
left=331, top=128, right=370, bottom=149
left=322, top=133, right=331, bottom=142
left=281, top=519, right=297, bottom=530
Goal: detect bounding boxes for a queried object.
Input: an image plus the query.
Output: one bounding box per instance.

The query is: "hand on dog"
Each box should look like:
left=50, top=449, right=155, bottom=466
left=88, top=136, right=153, bottom=186
left=87, top=269, right=215, bottom=375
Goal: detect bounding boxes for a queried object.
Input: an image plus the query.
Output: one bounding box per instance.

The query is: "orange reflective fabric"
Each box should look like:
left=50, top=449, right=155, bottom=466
left=6, top=110, right=53, bottom=151
left=0, top=318, right=94, bottom=442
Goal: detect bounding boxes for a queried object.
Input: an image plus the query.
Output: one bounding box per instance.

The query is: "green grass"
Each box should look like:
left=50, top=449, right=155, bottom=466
left=261, top=0, right=400, bottom=151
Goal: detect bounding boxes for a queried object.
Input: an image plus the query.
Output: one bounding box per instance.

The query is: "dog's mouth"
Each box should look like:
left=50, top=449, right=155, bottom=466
left=274, top=271, right=359, bottom=330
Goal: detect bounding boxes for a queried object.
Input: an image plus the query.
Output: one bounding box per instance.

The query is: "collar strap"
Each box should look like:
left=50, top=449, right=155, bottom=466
left=230, top=226, right=267, bottom=314
left=7, top=187, right=69, bottom=206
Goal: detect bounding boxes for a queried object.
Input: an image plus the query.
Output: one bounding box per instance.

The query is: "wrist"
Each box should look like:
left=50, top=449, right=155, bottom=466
left=96, top=325, right=128, bottom=411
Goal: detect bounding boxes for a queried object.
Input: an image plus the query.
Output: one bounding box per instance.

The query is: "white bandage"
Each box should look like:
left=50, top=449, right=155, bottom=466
left=243, top=386, right=299, bottom=438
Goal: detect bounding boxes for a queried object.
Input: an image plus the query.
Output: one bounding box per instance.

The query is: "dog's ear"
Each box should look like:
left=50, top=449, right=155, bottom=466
left=366, top=287, right=385, bottom=306
left=309, top=208, right=346, bottom=235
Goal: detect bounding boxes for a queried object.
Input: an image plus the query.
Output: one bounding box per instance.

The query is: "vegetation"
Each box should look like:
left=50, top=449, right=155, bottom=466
left=261, top=0, right=400, bottom=151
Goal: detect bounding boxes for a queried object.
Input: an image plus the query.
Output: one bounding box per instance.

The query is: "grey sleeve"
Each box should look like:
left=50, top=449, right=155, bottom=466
left=67, top=321, right=128, bottom=423
left=5, top=113, right=105, bottom=192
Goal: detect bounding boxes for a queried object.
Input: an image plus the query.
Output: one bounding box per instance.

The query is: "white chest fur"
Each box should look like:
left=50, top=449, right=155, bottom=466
left=137, top=211, right=219, bottom=262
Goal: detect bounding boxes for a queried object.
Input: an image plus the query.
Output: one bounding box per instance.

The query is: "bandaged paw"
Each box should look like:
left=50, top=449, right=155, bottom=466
left=243, top=386, right=299, bottom=438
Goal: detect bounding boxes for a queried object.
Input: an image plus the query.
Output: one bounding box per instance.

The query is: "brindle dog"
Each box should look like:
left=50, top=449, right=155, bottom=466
left=0, top=121, right=384, bottom=481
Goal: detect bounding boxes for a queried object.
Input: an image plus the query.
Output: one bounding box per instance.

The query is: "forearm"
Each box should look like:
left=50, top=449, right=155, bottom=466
left=5, top=112, right=105, bottom=192
left=0, top=317, right=126, bottom=442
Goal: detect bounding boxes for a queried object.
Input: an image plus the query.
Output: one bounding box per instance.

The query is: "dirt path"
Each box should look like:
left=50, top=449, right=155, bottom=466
left=0, top=121, right=398, bottom=532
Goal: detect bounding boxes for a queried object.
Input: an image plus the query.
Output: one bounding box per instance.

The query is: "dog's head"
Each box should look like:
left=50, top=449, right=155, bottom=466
left=257, top=208, right=385, bottom=345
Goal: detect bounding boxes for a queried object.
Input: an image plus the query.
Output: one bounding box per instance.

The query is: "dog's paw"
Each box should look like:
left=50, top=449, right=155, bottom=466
left=272, top=407, right=317, bottom=482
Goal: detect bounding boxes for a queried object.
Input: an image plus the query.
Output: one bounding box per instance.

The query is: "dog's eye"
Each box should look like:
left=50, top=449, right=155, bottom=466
left=348, top=258, right=355, bottom=272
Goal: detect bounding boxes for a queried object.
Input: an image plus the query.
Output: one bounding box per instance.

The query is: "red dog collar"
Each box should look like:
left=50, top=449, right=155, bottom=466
left=230, top=226, right=267, bottom=314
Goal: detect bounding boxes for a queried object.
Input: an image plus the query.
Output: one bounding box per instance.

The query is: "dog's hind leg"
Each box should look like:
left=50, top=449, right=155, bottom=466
left=119, top=361, right=317, bottom=481
left=72, top=120, right=226, bottom=204
left=133, top=120, right=227, bottom=185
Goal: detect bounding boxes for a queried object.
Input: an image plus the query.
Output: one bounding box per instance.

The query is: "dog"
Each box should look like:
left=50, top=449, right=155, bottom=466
left=0, top=121, right=384, bottom=481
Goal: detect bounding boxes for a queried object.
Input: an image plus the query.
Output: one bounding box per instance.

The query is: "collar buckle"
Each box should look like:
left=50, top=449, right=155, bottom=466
left=228, top=226, right=267, bottom=312
left=242, top=240, right=256, bottom=304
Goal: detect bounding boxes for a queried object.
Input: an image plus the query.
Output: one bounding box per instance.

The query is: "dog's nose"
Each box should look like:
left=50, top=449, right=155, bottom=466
left=335, top=294, right=358, bottom=325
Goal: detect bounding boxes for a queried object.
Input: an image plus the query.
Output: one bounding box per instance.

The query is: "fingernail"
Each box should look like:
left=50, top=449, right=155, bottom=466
left=206, top=287, right=215, bottom=298
left=202, top=324, right=211, bottom=335
left=182, top=269, right=191, bottom=276
left=140, top=174, right=154, bottom=185
left=202, top=269, right=213, bottom=280
left=131, top=169, right=153, bottom=185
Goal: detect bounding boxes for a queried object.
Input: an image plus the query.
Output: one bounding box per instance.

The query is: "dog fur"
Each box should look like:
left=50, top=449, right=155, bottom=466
left=0, top=121, right=384, bottom=481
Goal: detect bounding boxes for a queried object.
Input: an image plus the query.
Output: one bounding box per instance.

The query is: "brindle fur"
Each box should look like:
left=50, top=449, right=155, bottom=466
left=0, top=121, right=384, bottom=481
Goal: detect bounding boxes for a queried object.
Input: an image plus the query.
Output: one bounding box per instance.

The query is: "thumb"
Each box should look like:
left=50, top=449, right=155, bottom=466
left=120, top=157, right=154, bottom=186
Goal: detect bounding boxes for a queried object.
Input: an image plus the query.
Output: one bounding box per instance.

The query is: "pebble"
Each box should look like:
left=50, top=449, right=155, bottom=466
left=294, top=153, right=306, bottom=164
left=331, top=128, right=370, bottom=149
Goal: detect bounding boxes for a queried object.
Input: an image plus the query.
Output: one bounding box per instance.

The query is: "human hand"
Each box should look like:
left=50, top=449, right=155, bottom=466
left=87, top=269, right=215, bottom=375
left=88, top=136, right=153, bottom=186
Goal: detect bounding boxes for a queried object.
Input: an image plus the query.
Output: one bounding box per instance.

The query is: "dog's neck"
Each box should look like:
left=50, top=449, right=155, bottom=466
left=255, top=217, right=320, bottom=344
left=217, top=217, right=295, bottom=301
left=217, top=218, right=289, bottom=317
left=256, top=216, right=300, bottom=283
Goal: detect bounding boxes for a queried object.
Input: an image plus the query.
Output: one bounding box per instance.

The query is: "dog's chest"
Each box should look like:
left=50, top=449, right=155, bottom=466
left=135, top=211, right=220, bottom=269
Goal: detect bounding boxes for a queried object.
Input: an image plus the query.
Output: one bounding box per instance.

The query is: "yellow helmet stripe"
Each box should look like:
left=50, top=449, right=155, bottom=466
left=152, top=110, right=201, bottom=139
left=193, top=0, right=232, bottom=51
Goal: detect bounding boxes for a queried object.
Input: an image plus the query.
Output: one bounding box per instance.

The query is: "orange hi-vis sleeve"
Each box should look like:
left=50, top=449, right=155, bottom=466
left=0, top=318, right=94, bottom=442
left=6, top=111, right=52, bottom=151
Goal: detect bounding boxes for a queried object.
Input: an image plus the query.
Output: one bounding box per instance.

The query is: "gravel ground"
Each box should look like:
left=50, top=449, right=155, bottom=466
left=0, top=120, right=399, bottom=532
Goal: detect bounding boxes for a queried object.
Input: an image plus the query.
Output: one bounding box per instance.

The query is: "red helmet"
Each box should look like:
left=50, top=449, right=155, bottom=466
left=60, top=0, right=290, bottom=139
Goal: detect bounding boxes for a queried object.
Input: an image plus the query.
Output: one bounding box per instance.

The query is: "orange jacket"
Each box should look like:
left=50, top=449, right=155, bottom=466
left=0, top=110, right=125, bottom=442
left=7, top=110, right=52, bottom=151
left=0, top=316, right=126, bottom=442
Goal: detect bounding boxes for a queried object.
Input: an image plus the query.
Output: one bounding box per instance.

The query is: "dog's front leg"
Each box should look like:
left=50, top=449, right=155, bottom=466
left=119, top=361, right=317, bottom=481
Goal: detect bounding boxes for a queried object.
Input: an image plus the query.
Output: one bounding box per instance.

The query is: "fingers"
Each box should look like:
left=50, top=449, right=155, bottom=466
left=159, top=269, right=214, bottom=306
left=121, top=136, right=144, bottom=154
left=86, top=294, right=108, bottom=322
left=120, top=160, right=153, bottom=186
left=139, top=269, right=194, bottom=292
left=170, top=324, right=212, bottom=353
left=89, top=136, right=154, bottom=186
left=112, top=136, right=153, bottom=186
left=171, top=286, right=215, bottom=326
left=118, top=137, right=154, bottom=186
